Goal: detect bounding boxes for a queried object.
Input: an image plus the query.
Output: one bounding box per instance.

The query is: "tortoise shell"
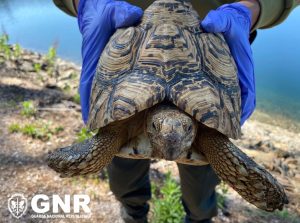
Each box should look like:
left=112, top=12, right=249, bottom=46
left=87, top=0, right=241, bottom=139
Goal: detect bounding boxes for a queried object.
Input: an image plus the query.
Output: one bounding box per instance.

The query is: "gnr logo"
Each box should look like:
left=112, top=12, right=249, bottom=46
left=8, top=194, right=91, bottom=219
left=32, top=194, right=91, bottom=214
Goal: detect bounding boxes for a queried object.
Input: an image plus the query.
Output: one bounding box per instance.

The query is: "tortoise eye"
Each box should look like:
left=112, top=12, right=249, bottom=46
left=152, top=122, right=157, bottom=130
left=152, top=122, right=161, bottom=131
left=187, top=125, right=192, bottom=132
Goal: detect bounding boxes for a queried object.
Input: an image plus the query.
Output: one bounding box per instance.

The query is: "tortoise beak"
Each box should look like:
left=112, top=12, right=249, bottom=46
left=161, top=133, right=183, bottom=160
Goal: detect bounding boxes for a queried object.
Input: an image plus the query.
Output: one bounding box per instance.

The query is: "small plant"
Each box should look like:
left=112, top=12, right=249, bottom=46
left=8, top=123, right=21, bottom=133
left=69, top=72, right=78, bottom=80
left=13, top=43, right=21, bottom=58
left=275, top=208, right=291, bottom=219
left=34, top=63, right=42, bottom=73
left=72, top=93, right=80, bottom=104
left=46, top=46, right=57, bottom=65
left=21, top=101, right=36, bottom=117
left=63, top=84, right=71, bottom=93
left=216, top=181, right=228, bottom=209
left=22, top=123, right=53, bottom=140
left=0, top=33, right=11, bottom=59
left=8, top=122, right=64, bottom=141
left=22, top=124, right=39, bottom=138
left=151, top=173, right=184, bottom=223
left=77, top=127, right=94, bottom=142
left=0, top=33, right=8, bottom=46
left=0, top=33, right=9, bottom=50
left=45, top=46, right=57, bottom=76
left=54, top=126, right=64, bottom=134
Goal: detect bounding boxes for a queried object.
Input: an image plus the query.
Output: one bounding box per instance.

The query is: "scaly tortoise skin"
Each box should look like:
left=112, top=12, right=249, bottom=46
left=48, top=0, right=288, bottom=212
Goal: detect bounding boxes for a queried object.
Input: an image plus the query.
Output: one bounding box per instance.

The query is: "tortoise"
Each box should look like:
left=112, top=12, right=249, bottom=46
left=47, top=0, right=288, bottom=212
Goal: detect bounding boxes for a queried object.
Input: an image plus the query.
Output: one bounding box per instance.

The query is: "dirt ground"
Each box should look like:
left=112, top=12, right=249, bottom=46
left=0, top=49, right=299, bottom=223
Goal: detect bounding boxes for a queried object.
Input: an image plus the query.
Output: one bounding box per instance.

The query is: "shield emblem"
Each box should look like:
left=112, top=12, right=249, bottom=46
left=8, top=193, right=28, bottom=219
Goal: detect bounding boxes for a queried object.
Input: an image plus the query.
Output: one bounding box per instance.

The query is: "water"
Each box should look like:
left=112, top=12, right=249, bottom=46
left=1, top=0, right=300, bottom=122
left=0, top=0, right=81, bottom=63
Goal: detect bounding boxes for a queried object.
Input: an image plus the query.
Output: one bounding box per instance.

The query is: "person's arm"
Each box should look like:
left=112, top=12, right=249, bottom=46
left=239, top=0, right=260, bottom=28
left=245, top=0, right=299, bottom=30
left=53, top=0, right=79, bottom=17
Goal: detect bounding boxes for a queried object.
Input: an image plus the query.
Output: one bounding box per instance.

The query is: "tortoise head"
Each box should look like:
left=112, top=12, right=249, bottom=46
left=146, top=105, right=197, bottom=160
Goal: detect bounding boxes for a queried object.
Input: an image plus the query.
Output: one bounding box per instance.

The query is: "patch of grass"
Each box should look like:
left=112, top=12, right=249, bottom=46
left=0, top=33, right=9, bottom=48
left=21, top=101, right=37, bottom=117
left=63, top=84, right=72, bottom=93
left=22, top=123, right=53, bottom=141
left=76, top=127, right=94, bottom=142
left=252, top=207, right=300, bottom=223
left=72, top=93, right=80, bottom=104
left=45, top=46, right=57, bottom=76
left=13, top=43, right=21, bottom=58
left=274, top=208, right=299, bottom=222
left=275, top=209, right=290, bottom=218
left=46, top=46, right=57, bottom=65
left=22, top=124, right=38, bottom=137
left=69, top=72, right=78, bottom=80
left=151, top=172, right=184, bottom=223
left=1, top=100, right=18, bottom=109
left=8, top=122, right=64, bottom=141
left=54, top=126, right=64, bottom=134
left=0, top=33, right=11, bottom=59
left=216, top=181, right=228, bottom=209
left=34, top=63, right=42, bottom=73
left=8, top=123, right=21, bottom=133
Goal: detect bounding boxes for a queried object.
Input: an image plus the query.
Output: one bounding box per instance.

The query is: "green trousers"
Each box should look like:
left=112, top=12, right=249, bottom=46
left=107, top=157, right=220, bottom=223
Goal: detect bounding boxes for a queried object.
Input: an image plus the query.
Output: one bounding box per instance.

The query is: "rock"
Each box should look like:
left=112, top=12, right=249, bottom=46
left=249, top=140, right=275, bottom=151
left=275, top=149, right=293, bottom=159
left=20, top=60, right=34, bottom=72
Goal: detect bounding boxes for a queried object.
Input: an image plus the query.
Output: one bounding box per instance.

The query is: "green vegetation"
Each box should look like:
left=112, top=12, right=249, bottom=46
left=34, top=63, right=42, bottom=73
left=8, top=122, right=64, bottom=141
left=0, top=33, right=11, bottom=59
left=216, top=181, right=229, bottom=209
left=69, top=72, right=78, bottom=80
left=63, top=83, right=72, bottom=93
left=8, top=123, right=22, bottom=133
left=275, top=209, right=290, bottom=219
left=13, top=43, right=21, bottom=58
left=151, top=173, right=184, bottom=223
left=21, top=101, right=37, bottom=117
left=76, top=127, right=94, bottom=142
left=46, top=46, right=57, bottom=65
left=72, top=93, right=80, bottom=104
left=0, top=34, right=22, bottom=59
left=46, top=46, right=57, bottom=67
left=273, top=208, right=299, bottom=222
left=251, top=207, right=300, bottom=223
left=45, top=46, right=57, bottom=76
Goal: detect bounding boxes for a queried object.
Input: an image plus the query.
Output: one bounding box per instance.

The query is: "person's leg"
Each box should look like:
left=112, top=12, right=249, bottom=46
left=177, top=163, right=220, bottom=223
left=107, top=157, right=151, bottom=222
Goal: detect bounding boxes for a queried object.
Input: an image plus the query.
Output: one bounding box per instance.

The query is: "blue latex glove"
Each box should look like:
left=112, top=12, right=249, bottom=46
left=78, top=0, right=143, bottom=124
left=201, top=3, right=255, bottom=125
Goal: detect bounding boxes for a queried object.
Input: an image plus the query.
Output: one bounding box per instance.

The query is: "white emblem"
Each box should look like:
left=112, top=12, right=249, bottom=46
left=8, top=193, right=28, bottom=219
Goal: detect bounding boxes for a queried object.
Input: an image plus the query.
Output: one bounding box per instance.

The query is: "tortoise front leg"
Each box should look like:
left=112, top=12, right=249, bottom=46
left=195, top=127, right=288, bottom=212
left=47, top=125, right=127, bottom=177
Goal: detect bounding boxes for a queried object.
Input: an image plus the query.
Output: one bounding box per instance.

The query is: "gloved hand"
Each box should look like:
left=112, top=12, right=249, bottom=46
left=78, top=0, right=143, bottom=124
left=201, top=3, right=255, bottom=125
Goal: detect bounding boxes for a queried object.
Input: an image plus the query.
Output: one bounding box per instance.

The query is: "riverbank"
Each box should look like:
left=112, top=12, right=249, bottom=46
left=0, top=45, right=299, bottom=222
